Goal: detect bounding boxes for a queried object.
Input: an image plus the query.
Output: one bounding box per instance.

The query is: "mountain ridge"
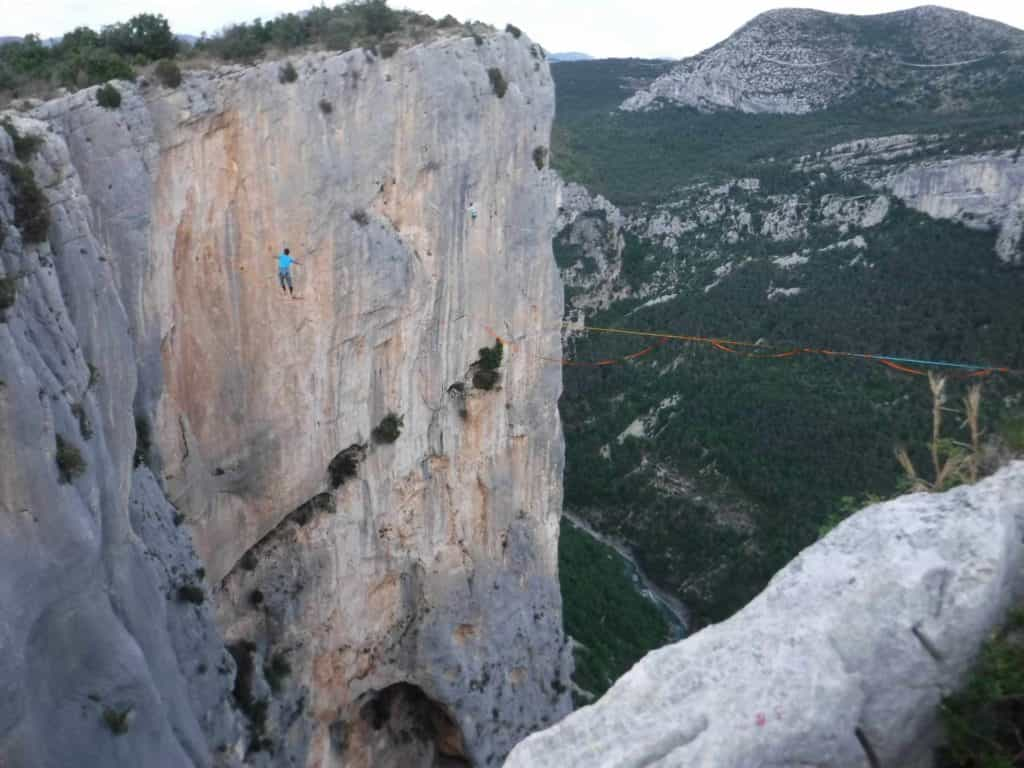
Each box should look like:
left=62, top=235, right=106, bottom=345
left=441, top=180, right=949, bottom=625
left=622, top=4, right=1024, bottom=114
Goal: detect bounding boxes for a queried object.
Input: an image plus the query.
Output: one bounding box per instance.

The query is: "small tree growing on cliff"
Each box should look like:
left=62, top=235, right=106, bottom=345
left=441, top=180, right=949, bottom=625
left=102, top=706, right=132, bottom=735
left=488, top=67, right=508, bottom=98
left=472, top=340, right=504, bottom=390
left=4, top=162, right=50, bottom=242
left=56, top=434, right=87, bottom=483
left=371, top=412, right=404, bottom=444
left=0, top=274, right=18, bottom=321
left=278, top=61, right=298, bottom=84
left=533, top=146, right=548, bottom=170
left=1, top=119, right=43, bottom=162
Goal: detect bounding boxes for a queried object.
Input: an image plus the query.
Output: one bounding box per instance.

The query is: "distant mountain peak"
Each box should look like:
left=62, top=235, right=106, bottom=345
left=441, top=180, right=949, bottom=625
left=622, top=5, right=1024, bottom=114
left=550, top=52, right=594, bottom=62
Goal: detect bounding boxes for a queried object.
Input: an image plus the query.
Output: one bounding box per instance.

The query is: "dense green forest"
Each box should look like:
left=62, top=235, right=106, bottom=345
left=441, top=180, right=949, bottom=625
left=551, top=59, right=1024, bottom=204
left=561, top=204, right=1024, bottom=622
left=558, top=519, right=671, bottom=702
left=0, top=14, right=177, bottom=97
left=551, top=58, right=1024, bottom=639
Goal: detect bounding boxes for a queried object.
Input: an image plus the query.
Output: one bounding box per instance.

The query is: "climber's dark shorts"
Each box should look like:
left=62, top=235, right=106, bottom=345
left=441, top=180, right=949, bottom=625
left=278, top=270, right=293, bottom=291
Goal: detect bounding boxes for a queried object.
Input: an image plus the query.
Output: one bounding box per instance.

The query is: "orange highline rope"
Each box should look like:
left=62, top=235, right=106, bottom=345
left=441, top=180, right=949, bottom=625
left=477, top=320, right=1023, bottom=378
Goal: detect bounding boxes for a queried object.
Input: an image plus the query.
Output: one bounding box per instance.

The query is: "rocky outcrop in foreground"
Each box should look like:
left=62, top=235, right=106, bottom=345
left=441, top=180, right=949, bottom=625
left=1, top=29, right=568, bottom=768
left=507, top=463, right=1024, bottom=768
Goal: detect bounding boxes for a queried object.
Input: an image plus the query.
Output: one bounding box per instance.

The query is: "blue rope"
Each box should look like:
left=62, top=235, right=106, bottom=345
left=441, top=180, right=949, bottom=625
left=859, top=354, right=995, bottom=372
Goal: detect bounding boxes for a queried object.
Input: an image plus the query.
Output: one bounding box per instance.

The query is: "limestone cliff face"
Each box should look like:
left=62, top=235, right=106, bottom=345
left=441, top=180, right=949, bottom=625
left=1, top=118, right=243, bottom=768
left=1, top=30, right=569, bottom=768
left=867, top=152, right=1024, bottom=265
left=508, top=464, right=1024, bottom=768
left=800, top=138, right=1024, bottom=264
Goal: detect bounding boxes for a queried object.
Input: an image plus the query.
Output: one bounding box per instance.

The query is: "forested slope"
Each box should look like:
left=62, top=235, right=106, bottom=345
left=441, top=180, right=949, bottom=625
left=551, top=10, right=1024, bottom=645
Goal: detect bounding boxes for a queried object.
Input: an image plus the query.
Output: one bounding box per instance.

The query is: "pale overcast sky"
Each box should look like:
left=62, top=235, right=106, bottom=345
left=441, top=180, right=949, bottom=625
left=4, top=0, right=1024, bottom=58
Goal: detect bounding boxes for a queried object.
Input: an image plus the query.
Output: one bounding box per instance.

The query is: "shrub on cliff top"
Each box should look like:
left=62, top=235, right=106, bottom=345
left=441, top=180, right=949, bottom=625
left=357, top=0, right=400, bottom=37
left=323, top=17, right=357, bottom=52
left=96, top=82, right=122, bottom=108
left=487, top=67, right=508, bottom=98
left=1, top=119, right=43, bottom=162
left=100, top=13, right=178, bottom=61
left=505, top=24, right=523, bottom=39
left=154, top=59, right=181, bottom=87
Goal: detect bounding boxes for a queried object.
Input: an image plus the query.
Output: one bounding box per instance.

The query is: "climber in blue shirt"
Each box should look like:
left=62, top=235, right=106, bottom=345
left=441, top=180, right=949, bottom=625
left=277, top=248, right=301, bottom=296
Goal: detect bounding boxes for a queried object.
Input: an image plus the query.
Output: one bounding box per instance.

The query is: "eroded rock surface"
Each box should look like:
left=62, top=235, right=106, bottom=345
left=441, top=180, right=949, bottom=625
left=507, top=464, right=1024, bottom=768
left=0, top=121, right=242, bottom=767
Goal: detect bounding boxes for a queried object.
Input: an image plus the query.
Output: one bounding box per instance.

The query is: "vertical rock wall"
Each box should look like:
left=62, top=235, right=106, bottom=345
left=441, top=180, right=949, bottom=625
left=1, top=30, right=569, bottom=768
left=0, top=117, right=242, bottom=768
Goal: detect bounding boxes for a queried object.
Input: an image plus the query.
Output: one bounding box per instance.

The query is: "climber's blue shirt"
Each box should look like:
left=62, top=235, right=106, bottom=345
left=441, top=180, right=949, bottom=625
left=278, top=253, right=294, bottom=273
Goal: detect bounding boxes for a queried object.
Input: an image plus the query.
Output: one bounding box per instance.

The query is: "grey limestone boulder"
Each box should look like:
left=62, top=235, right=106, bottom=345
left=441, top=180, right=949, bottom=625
left=506, top=463, right=1024, bottom=768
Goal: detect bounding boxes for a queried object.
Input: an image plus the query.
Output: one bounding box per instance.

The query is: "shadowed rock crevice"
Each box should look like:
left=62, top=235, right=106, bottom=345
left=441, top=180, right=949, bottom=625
left=228, top=489, right=337, bottom=578
left=854, top=726, right=881, bottom=768
left=328, top=443, right=367, bottom=488
left=911, top=623, right=945, bottom=662
left=288, top=492, right=335, bottom=526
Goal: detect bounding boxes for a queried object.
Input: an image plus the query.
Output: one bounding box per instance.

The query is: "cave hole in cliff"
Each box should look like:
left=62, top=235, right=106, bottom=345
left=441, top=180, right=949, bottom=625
left=338, top=683, right=470, bottom=768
